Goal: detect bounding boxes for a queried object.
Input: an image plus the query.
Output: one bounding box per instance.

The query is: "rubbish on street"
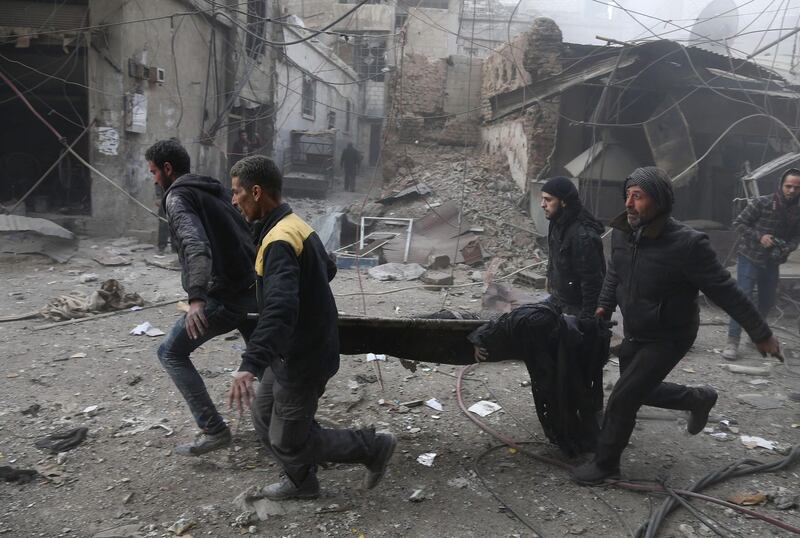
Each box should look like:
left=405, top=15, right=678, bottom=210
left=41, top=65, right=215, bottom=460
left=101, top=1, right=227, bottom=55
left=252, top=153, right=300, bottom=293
left=425, top=398, right=443, bottom=411
left=721, top=364, right=772, bottom=376
left=366, top=353, right=386, bottom=362
left=130, top=321, right=164, bottom=337
left=468, top=400, right=502, bottom=417
left=34, top=427, right=89, bottom=453
left=416, top=452, right=437, bottom=467
left=368, top=262, right=426, bottom=281
left=408, top=488, right=427, bottom=502
left=0, top=465, right=38, bottom=483
left=727, top=491, right=767, bottom=506
left=740, top=435, right=777, bottom=450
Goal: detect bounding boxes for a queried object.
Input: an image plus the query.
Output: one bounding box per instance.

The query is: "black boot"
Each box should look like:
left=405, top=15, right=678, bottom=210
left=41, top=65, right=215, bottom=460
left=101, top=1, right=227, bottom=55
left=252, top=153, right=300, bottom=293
left=571, top=459, right=620, bottom=485
left=687, top=386, right=718, bottom=435
left=262, top=472, right=320, bottom=500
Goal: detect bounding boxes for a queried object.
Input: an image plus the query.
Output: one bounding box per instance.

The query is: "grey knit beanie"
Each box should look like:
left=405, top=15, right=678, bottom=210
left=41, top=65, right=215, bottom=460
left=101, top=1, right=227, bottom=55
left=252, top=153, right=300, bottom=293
left=623, top=167, right=674, bottom=214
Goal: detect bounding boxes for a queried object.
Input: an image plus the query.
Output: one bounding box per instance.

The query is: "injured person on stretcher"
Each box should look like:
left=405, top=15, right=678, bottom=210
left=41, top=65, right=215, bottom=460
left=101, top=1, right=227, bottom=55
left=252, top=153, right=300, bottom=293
left=338, top=301, right=612, bottom=459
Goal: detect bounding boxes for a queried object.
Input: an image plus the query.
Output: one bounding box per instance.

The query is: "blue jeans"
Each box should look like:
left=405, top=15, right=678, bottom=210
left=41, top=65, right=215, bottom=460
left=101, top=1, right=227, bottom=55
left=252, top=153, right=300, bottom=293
left=157, top=293, right=256, bottom=433
left=728, top=255, right=779, bottom=339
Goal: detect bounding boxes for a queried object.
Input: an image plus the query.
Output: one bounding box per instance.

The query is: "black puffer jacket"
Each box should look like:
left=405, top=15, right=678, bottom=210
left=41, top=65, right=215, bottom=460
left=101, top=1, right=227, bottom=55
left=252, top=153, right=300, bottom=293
left=162, top=174, right=255, bottom=302
left=239, top=203, right=340, bottom=388
left=546, top=206, right=606, bottom=318
left=598, top=212, right=772, bottom=343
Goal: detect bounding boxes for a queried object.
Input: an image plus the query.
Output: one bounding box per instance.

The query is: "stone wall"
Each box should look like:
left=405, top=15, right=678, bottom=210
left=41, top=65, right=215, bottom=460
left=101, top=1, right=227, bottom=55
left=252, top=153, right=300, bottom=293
left=481, top=17, right=562, bottom=121
left=386, top=53, right=482, bottom=149
left=480, top=18, right=561, bottom=189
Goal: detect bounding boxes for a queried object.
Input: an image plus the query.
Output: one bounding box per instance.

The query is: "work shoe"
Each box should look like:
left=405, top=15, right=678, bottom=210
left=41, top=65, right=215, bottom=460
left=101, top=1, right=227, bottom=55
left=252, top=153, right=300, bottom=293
left=174, top=427, right=231, bottom=456
left=262, top=473, right=320, bottom=501
left=687, top=387, right=718, bottom=435
left=362, top=432, right=397, bottom=490
left=570, top=460, right=620, bottom=485
left=722, top=337, right=739, bottom=361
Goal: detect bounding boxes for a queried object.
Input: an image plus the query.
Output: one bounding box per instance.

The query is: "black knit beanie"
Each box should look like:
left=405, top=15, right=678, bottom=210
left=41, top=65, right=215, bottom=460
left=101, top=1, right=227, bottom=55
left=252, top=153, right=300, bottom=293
left=541, top=176, right=579, bottom=202
left=623, top=167, right=674, bottom=214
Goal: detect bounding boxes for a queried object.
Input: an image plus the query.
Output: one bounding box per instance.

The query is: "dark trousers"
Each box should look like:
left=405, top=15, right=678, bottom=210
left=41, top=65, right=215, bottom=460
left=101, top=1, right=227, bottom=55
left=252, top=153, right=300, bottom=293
left=157, top=293, right=256, bottom=433
left=157, top=203, right=169, bottom=251
left=594, top=336, right=702, bottom=468
left=252, top=367, right=377, bottom=485
left=729, top=254, right=779, bottom=339
left=344, top=170, right=356, bottom=192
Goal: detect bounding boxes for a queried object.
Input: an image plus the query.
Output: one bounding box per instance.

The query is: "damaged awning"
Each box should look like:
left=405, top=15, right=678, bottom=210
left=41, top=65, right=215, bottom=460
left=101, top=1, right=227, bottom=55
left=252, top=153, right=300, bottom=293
left=564, top=140, right=642, bottom=181
left=0, top=214, right=77, bottom=262
left=743, top=152, right=800, bottom=181
left=488, top=51, right=637, bottom=122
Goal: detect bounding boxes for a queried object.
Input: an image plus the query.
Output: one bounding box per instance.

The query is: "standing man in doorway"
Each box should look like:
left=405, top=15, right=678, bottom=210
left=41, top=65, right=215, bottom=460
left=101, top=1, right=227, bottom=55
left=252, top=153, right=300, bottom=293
left=540, top=176, right=606, bottom=320
left=145, top=139, right=257, bottom=456
left=722, top=168, right=800, bottom=360
left=572, top=167, right=782, bottom=485
left=230, top=129, right=263, bottom=168
left=340, top=142, right=361, bottom=192
left=228, top=155, right=396, bottom=500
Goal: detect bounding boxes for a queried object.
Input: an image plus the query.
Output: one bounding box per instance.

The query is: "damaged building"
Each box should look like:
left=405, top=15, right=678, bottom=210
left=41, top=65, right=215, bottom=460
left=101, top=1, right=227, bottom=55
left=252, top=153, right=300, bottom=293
left=0, top=0, right=368, bottom=238
left=387, top=15, right=800, bottom=242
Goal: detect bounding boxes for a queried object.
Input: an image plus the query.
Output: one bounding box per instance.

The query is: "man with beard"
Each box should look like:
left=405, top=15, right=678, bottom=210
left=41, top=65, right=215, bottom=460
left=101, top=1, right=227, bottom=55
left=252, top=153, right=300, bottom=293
left=540, top=177, right=606, bottom=321
left=145, top=139, right=257, bottom=456
left=722, top=168, right=800, bottom=360
left=571, top=167, right=783, bottom=485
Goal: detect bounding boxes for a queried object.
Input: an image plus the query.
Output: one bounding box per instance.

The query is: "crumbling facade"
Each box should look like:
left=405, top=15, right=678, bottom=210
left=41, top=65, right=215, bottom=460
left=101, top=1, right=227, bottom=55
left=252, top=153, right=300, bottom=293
left=480, top=18, right=562, bottom=193
left=0, top=0, right=276, bottom=238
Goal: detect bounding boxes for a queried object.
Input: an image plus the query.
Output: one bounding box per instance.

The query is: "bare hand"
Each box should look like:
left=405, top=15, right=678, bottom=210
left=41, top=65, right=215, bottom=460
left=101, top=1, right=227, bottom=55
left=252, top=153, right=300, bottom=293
left=595, top=307, right=607, bottom=319
left=185, top=299, right=209, bottom=340
left=227, top=371, right=256, bottom=413
left=760, top=234, right=775, bottom=248
left=755, top=335, right=783, bottom=362
left=474, top=346, right=489, bottom=363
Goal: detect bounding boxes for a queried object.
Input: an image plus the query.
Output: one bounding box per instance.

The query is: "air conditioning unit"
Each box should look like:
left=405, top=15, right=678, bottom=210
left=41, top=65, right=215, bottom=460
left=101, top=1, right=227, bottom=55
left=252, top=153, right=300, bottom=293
left=148, top=67, right=166, bottom=84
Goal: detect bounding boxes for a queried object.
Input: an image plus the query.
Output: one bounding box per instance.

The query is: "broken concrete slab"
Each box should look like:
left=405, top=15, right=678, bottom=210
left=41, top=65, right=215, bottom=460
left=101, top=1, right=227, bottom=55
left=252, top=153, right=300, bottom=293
left=420, top=271, right=454, bottom=287
left=93, top=256, right=131, bottom=267
left=0, top=214, right=77, bottom=263
left=737, top=393, right=784, bottom=410
left=377, top=183, right=433, bottom=204
left=233, top=485, right=287, bottom=520
left=368, top=262, right=426, bottom=281
left=92, top=524, right=144, bottom=538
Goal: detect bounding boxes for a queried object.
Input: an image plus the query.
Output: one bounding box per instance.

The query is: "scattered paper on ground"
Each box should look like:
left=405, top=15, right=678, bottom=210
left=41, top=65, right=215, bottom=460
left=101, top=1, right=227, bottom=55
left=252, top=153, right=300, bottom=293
left=468, top=400, right=502, bottom=417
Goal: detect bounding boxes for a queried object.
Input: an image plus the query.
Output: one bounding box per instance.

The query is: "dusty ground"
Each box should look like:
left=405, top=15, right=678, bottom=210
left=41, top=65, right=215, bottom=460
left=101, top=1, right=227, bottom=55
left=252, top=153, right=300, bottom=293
left=1, top=194, right=800, bottom=538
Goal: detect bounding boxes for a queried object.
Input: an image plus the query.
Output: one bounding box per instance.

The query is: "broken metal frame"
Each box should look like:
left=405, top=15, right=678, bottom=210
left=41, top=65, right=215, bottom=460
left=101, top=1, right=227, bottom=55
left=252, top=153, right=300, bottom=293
left=335, top=231, right=399, bottom=257
left=359, top=217, right=414, bottom=263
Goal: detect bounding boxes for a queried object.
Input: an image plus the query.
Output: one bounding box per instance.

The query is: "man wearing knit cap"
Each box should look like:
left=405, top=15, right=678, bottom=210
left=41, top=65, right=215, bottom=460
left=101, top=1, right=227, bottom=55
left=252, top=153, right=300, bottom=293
left=540, top=177, right=606, bottom=320
left=572, top=166, right=782, bottom=485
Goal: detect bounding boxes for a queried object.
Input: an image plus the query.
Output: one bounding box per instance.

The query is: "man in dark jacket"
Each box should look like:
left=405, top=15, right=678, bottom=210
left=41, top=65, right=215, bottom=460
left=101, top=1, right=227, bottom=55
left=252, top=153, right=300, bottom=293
left=145, top=139, right=257, bottom=456
left=340, top=142, right=361, bottom=192
left=723, top=168, right=800, bottom=360
left=572, top=167, right=782, bottom=485
left=227, top=155, right=396, bottom=500
left=540, top=176, right=606, bottom=320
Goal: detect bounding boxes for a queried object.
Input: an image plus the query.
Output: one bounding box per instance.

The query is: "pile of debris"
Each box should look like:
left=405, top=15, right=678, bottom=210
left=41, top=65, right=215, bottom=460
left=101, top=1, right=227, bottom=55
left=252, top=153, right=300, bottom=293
left=346, top=144, right=542, bottom=269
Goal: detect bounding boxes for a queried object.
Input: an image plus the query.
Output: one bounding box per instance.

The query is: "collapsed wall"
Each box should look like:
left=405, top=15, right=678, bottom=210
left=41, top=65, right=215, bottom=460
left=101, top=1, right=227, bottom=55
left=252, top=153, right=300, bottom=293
left=386, top=53, right=483, bottom=148
left=480, top=18, right=562, bottom=191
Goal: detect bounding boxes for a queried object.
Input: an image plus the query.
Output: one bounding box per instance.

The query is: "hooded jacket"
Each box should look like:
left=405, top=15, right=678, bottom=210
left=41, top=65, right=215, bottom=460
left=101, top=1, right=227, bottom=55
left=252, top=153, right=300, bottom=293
left=734, top=177, right=800, bottom=268
left=162, top=174, right=255, bottom=303
left=546, top=205, right=606, bottom=318
left=598, top=212, right=772, bottom=343
left=239, top=203, right=340, bottom=388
